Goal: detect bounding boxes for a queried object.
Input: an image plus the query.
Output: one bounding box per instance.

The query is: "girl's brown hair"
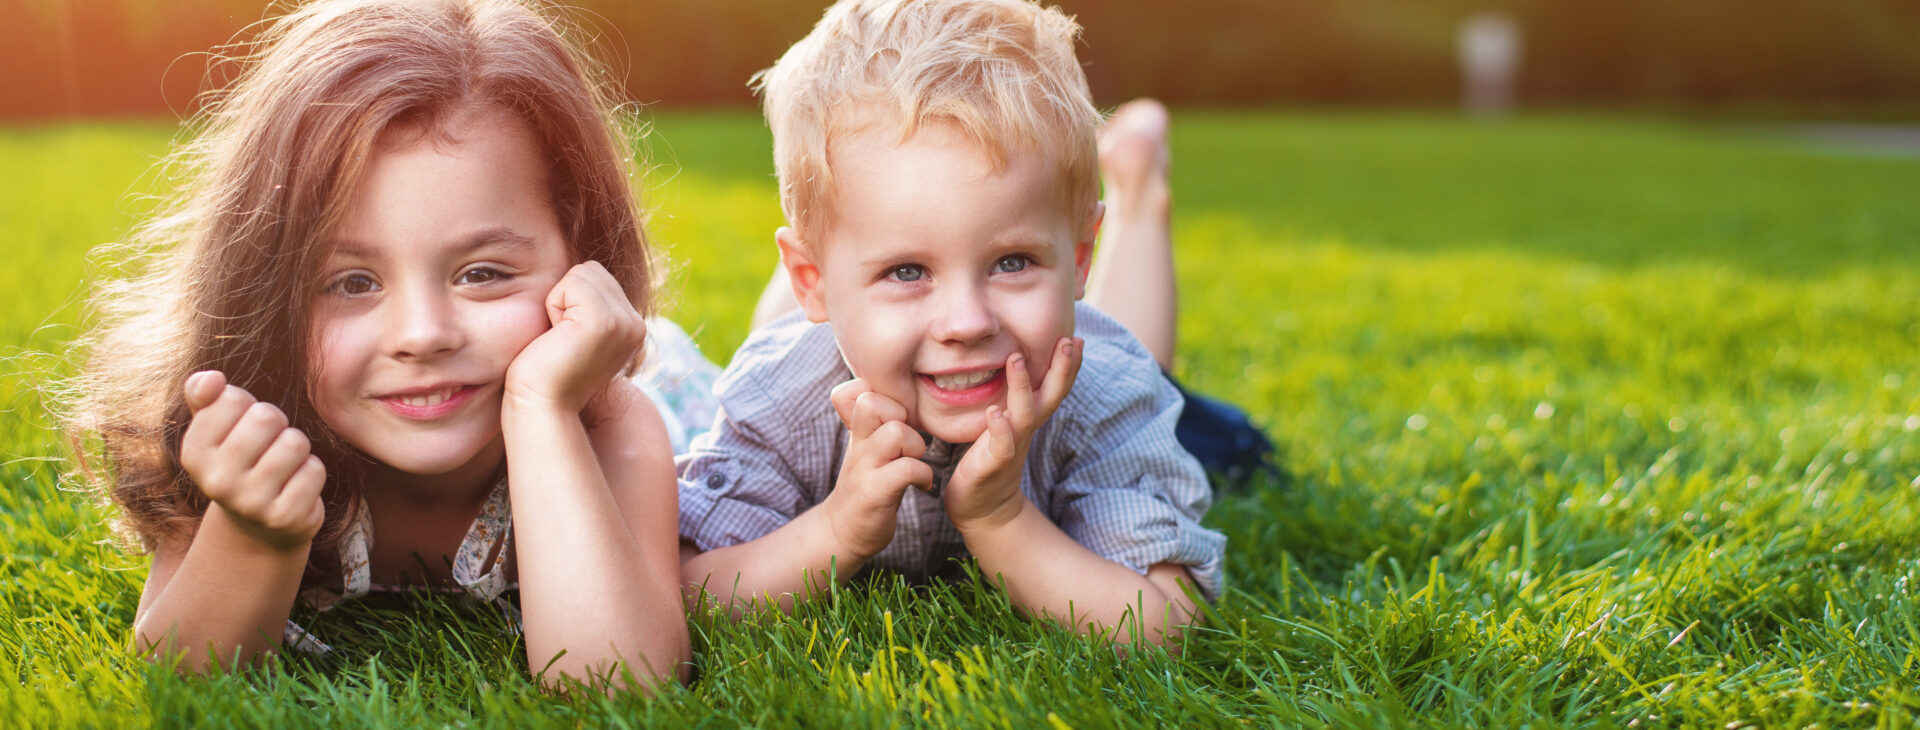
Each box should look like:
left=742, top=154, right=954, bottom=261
left=66, top=0, right=652, bottom=573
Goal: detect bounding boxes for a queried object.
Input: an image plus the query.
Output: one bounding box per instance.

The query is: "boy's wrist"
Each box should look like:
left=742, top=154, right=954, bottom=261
left=818, top=496, right=887, bottom=563
left=952, top=493, right=1031, bottom=541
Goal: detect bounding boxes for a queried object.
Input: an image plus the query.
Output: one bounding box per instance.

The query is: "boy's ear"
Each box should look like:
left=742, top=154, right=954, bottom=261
left=1072, top=201, right=1104, bottom=300
left=776, top=227, right=832, bottom=323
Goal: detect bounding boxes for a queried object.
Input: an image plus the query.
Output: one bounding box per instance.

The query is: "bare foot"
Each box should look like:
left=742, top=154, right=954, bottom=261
left=1098, top=98, right=1171, bottom=221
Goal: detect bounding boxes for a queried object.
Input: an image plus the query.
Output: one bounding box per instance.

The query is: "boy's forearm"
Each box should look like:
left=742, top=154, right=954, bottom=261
left=503, top=403, right=689, bottom=689
left=135, top=506, right=308, bottom=669
left=958, top=497, right=1197, bottom=645
left=680, top=506, right=872, bottom=616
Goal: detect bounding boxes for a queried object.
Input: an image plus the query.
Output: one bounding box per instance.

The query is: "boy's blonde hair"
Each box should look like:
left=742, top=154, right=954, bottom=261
left=754, top=0, right=1102, bottom=241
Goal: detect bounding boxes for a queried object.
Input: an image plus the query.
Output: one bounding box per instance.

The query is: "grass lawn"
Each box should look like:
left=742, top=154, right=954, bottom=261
left=4, top=110, right=1919, bottom=727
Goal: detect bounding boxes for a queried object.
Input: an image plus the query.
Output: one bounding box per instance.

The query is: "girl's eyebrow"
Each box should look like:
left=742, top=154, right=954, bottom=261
left=328, top=227, right=537, bottom=260
left=456, top=227, right=538, bottom=256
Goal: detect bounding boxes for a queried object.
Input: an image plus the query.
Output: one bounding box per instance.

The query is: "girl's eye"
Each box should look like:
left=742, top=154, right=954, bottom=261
left=458, top=267, right=508, bottom=285
left=329, top=273, right=378, bottom=296
left=994, top=256, right=1031, bottom=274
left=888, top=265, right=927, bottom=283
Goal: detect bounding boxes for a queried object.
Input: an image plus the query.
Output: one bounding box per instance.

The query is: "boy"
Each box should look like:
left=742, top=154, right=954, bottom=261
left=676, top=0, right=1223, bottom=645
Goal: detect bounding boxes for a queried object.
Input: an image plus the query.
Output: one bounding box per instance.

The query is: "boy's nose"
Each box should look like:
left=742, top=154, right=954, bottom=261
left=929, top=282, right=998, bottom=344
left=387, top=287, right=465, bottom=359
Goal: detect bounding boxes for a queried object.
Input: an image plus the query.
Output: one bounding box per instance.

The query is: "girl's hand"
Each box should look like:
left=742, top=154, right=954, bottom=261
left=823, top=379, right=933, bottom=559
left=505, top=261, right=646, bottom=414
left=178, top=370, right=327, bottom=551
left=945, top=337, right=1081, bottom=532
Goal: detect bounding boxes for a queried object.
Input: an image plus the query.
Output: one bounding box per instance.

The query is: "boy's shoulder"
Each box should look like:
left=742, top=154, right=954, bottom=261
left=1066, top=301, right=1167, bottom=396
left=1070, top=301, right=1159, bottom=374
left=1050, top=302, right=1179, bottom=436
left=711, top=311, right=849, bottom=421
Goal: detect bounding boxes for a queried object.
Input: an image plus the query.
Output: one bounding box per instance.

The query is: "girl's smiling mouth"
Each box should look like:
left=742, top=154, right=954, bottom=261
left=375, top=383, right=485, bottom=420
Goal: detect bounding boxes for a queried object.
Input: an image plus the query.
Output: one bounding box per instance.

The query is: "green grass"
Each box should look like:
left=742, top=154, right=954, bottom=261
left=5, top=110, right=1920, bottom=727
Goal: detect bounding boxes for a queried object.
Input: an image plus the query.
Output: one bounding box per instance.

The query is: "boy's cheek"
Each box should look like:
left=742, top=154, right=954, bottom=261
left=830, top=319, right=919, bottom=405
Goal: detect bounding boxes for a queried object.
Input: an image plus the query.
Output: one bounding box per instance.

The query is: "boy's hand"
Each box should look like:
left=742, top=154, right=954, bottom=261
left=823, top=379, right=933, bottom=559
left=178, top=370, right=327, bottom=551
left=945, top=337, right=1081, bottom=532
left=505, top=261, right=646, bottom=414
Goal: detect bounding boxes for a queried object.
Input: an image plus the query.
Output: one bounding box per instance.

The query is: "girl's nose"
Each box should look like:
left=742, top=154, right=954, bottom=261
left=386, top=286, right=465, bottom=360
left=929, top=282, right=999, bottom=345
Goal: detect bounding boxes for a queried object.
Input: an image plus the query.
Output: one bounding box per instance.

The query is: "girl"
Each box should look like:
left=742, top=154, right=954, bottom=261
left=67, top=0, right=687, bottom=688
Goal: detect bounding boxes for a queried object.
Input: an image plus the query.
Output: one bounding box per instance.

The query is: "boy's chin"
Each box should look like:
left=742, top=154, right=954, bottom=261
left=912, top=411, right=992, bottom=446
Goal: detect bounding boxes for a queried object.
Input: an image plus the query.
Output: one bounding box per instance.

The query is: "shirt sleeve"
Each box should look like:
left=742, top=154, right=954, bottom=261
left=1044, top=330, right=1227, bottom=601
left=675, top=326, right=842, bottom=551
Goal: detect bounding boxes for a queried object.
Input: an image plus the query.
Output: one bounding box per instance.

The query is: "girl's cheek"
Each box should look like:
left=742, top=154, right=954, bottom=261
left=493, top=293, right=558, bottom=353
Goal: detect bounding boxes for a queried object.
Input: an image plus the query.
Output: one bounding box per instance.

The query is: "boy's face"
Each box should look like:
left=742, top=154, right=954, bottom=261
left=779, top=122, right=1099, bottom=444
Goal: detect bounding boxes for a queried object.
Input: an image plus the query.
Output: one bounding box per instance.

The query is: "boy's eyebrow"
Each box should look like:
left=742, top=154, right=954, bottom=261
left=988, top=231, right=1059, bottom=253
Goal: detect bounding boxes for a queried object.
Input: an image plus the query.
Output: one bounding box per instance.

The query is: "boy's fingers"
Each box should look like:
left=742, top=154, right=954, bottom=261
left=844, top=390, right=906, bottom=441
left=873, top=420, right=926, bottom=460
left=830, top=379, right=874, bottom=432
left=855, top=391, right=908, bottom=429
left=983, top=405, right=1019, bottom=461
left=1035, top=337, right=1081, bottom=419
left=878, top=458, right=935, bottom=494
left=1004, top=352, right=1035, bottom=428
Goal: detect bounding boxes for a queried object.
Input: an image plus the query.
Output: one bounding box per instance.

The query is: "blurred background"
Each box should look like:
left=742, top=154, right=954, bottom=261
left=5, top=0, right=1919, bottom=120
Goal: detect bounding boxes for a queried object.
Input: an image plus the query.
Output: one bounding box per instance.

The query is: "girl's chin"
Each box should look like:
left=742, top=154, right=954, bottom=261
left=362, top=441, right=498, bottom=478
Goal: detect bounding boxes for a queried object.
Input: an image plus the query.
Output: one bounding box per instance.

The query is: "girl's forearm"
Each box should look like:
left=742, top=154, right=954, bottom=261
left=134, top=505, right=309, bottom=670
left=502, top=402, right=688, bottom=689
left=957, top=497, right=1196, bottom=645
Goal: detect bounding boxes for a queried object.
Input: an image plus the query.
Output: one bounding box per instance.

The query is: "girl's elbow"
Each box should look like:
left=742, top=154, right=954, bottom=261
left=131, top=619, right=185, bottom=666
left=133, top=626, right=269, bottom=674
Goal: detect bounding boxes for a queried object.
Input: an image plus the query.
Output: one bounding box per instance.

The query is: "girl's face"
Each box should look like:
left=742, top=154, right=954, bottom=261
left=310, top=107, right=570, bottom=483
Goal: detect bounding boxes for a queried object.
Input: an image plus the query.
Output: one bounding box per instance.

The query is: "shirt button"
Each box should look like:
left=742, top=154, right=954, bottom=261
left=706, top=473, right=726, bottom=489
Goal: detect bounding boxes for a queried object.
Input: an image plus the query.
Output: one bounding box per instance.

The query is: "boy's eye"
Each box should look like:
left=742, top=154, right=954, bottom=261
left=993, top=256, right=1031, bottom=274
left=458, top=267, right=508, bottom=285
left=329, top=273, right=378, bottom=296
left=888, top=265, right=927, bottom=282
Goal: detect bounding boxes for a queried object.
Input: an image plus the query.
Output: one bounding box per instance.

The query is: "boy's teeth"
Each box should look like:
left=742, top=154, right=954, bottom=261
left=931, top=369, right=998, bottom=391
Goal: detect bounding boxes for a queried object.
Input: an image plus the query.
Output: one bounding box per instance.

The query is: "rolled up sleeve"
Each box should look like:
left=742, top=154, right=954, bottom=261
left=1046, top=331, right=1227, bottom=601
left=675, top=324, right=843, bottom=551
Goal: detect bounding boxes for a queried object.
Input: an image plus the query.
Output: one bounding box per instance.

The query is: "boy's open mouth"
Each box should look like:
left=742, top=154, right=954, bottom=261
left=918, top=368, right=1004, bottom=407
left=927, top=368, right=1000, bottom=391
